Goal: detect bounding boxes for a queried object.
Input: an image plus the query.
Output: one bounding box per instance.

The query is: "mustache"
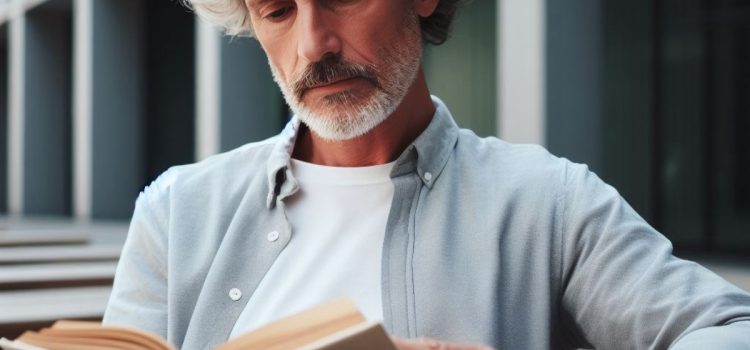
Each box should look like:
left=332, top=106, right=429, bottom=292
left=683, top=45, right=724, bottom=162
left=292, top=54, right=380, bottom=98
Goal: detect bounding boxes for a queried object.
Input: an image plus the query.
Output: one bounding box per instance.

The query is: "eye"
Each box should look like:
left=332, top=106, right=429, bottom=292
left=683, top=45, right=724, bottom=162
left=265, top=6, right=294, bottom=21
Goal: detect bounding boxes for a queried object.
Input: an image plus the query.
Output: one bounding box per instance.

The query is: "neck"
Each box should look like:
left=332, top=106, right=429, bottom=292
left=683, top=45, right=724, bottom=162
left=292, top=69, right=435, bottom=167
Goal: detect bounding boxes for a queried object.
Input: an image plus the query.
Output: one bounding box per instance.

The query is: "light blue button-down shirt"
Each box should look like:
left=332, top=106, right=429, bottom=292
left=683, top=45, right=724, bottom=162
left=104, top=96, right=750, bottom=349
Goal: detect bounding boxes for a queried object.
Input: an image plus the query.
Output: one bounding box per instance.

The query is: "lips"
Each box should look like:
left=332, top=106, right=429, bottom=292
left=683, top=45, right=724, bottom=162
left=298, top=77, right=368, bottom=100
left=296, top=74, right=359, bottom=98
left=309, top=77, right=359, bottom=89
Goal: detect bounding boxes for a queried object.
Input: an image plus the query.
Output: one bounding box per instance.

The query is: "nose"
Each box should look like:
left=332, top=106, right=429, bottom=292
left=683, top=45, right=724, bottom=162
left=297, top=5, right=342, bottom=63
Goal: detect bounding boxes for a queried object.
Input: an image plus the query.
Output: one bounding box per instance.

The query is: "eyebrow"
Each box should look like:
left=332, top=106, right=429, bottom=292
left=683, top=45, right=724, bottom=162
left=246, top=0, right=275, bottom=10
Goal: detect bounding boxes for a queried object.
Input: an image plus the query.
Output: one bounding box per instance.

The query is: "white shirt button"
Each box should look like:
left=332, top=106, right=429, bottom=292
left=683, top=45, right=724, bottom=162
left=229, top=288, right=242, bottom=301
left=424, top=172, right=433, bottom=181
left=267, top=231, right=280, bottom=242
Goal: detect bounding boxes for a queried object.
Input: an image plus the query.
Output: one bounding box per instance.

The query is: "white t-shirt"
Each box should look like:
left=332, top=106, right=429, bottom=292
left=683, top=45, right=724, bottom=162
left=229, top=159, right=395, bottom=338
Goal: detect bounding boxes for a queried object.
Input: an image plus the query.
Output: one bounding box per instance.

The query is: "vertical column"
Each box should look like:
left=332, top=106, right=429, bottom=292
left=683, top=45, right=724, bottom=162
left=73, top=0, right=92, bottom=220
left=498, top=0, right=546, bottom=145
left=600, top=0, right=656, bottom=226
left=8, top=1, right=25, bottom=216
left=195, top=19, right=221, bottom=161
left=0, top=24, right=9, bottom=214
left=654, top=0, right=705, bottom=247
left=89, top=0, right=145, bottom=219
left=544, top=1, right=603, bottom=172
left=23, top=0, right=73, bottom=216
left=143, top=0, right=195, bottom=183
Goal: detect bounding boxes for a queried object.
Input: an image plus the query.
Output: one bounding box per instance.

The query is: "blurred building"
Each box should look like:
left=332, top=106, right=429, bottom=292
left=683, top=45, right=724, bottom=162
left=0, top=0, right=747, bottom=257
left=1, top=0, right=285, bottom=221
left=544, top=0, right=750, bottom=257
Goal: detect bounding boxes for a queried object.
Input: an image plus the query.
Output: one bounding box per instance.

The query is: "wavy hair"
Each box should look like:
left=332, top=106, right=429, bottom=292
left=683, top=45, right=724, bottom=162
left=182, top=0, right=461, bottom=45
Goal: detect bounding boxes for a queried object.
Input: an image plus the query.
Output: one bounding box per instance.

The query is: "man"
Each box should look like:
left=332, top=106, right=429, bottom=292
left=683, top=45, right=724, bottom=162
left=103, top=0, right=750, bottom=349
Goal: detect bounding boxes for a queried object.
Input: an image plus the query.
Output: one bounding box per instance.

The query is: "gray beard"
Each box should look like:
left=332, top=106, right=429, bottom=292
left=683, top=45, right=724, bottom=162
left=269, top=21, right=423, bottom=141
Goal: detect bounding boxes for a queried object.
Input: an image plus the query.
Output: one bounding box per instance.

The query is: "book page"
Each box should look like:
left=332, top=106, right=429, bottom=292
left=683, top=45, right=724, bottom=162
left=219, top=298, right=367, bottom=350
left=299, top=321, right=397, bottom=350
left=42, top=321, right=173, bottom=350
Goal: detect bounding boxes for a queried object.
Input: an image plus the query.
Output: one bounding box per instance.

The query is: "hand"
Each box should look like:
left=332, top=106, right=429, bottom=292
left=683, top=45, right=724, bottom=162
left=392, top=337, right=495, bottom=350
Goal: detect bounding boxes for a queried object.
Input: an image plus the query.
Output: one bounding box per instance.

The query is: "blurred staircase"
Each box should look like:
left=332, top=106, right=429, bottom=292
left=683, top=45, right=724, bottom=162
left=0, top=218, right=127, bottom=338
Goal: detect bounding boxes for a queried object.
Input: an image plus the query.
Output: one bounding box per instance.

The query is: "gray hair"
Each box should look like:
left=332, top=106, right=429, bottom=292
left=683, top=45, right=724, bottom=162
left=181, top=0, right=462, bottom=45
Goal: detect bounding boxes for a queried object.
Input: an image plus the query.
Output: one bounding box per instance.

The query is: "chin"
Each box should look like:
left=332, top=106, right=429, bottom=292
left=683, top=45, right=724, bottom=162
left=295, top=88, right=399, bottom=141
left=298, top=108, right=390, bottom=142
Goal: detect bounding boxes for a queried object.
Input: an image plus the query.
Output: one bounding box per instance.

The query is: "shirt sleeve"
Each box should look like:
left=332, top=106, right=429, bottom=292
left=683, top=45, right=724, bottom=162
left=671, top=321, right=750, bottom=349
left=559, top=162, right=750, bottom=349
left=102, top=179, right=170, bottom=339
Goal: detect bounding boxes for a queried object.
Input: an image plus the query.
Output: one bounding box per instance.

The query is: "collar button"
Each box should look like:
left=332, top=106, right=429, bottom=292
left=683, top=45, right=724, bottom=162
left=267, top=231, right=280, bottom=242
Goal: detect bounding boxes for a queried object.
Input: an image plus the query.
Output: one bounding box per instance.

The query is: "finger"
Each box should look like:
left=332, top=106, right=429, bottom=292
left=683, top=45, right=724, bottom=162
left=391, top=336, right=496, bottom=350
left=391, top=337, right=424, bottom=350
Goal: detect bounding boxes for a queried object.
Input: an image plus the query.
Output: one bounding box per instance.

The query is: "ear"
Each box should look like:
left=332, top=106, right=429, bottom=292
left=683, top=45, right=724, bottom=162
left=415, top=0, right=440, bottom=18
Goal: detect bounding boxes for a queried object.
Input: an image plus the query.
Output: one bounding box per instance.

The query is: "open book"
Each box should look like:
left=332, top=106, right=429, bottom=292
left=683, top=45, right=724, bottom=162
left=0, top=298, right=396, bottom=350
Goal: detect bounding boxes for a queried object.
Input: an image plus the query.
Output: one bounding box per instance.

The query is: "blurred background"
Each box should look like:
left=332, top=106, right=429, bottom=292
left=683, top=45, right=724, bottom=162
left=0, top=0, right=748, bottom=339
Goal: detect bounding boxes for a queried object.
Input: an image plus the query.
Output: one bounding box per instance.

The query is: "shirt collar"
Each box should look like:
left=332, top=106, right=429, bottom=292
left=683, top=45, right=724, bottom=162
left=265, top=95, right=459, bottom=209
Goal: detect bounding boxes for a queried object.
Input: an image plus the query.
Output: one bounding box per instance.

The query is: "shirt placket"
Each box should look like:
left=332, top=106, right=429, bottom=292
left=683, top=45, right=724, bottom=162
left=382, top=167, right=423, bottom=338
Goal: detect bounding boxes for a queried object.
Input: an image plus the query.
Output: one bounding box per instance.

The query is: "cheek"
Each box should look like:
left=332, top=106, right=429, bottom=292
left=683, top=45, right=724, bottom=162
left=336, top=2, right=410, bottom=60
left=368, top=11, right=415, bottom=47
left=259, top=38, right=297, bottom=82
left=340, top=23, right=394, bottom=65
